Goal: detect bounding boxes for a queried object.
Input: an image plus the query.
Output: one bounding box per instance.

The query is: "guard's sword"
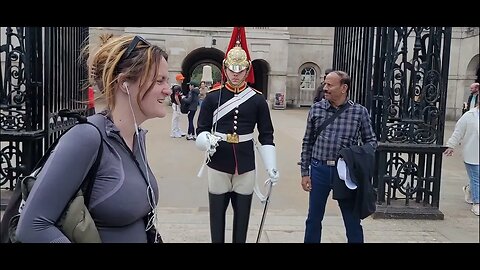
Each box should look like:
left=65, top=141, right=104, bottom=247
left=256, top=179, right=274, bottom=243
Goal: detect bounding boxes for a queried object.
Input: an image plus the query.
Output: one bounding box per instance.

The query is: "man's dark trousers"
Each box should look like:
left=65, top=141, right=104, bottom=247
left=304, top=158, right=364, bottom=243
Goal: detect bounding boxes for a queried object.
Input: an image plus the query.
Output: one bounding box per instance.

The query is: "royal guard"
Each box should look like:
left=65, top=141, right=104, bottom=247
left=195, top=27, right=279, bottom=243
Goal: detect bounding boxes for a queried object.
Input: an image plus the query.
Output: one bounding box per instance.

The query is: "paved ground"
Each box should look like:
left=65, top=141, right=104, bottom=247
left=141, top=102, right=479, bottom=243
left=1, top=100, right=478, bottom=243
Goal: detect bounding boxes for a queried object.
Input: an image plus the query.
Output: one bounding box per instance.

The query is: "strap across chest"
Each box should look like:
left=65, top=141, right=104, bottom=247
left=212, top=87, right=256, bottom=125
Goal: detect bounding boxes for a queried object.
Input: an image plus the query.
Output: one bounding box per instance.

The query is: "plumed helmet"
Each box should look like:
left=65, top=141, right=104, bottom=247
left=222, top=27, right=255, bottom=84
left=223, top=41, right=250, bottom=73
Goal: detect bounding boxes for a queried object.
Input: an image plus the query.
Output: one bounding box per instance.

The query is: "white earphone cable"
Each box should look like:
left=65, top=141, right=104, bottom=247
left=125, top=84, right=159, bottom=239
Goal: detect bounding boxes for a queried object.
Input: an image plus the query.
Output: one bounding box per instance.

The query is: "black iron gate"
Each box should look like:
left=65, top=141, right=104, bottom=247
left=333, top=27, right=452, bottom=219
left=1, top=27, right=90, bottom=196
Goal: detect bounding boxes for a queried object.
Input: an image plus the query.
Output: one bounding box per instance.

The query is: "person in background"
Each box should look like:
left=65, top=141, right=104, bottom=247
left=170, top=73, right=187, bottom=138
left=462, top=82, right=479, bottom=114
left=444, top=98, right=479, bottom=216
left=313, top=68, right=333, bottom=103
left=184, top=81, right=200, bottom=140
left=15, top=34, right=170, bottom=242
left=198, top=81, right=209, bottom=107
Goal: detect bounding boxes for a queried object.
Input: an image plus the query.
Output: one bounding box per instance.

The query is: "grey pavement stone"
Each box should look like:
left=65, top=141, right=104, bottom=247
left=1, top=104, right=479, bottom=243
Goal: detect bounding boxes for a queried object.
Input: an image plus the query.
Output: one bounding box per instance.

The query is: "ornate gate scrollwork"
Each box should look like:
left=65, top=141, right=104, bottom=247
left=1, top=27, right=90, bottom=194
left=333, top=27, right=451, bottom=219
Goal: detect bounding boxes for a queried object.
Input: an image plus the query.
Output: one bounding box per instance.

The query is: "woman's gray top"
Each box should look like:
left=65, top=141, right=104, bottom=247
left=16, top=113, right=159, bottom=243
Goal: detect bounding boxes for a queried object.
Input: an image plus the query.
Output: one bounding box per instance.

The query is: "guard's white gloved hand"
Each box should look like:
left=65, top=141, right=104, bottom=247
left=258, top=144, right=279, bottom=184
left=196, top=131, right=222, bottom=156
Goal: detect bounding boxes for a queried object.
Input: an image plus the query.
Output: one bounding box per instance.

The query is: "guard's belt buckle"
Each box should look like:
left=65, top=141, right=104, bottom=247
left=226, top=133, right=239, bottom=144
left=326, top=160, right=336, bottom=166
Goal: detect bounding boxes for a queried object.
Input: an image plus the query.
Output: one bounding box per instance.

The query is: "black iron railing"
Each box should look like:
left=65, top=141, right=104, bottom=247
left=333, top=27, right=452, bottom=219
left=1, top=27, right=90, bottom=192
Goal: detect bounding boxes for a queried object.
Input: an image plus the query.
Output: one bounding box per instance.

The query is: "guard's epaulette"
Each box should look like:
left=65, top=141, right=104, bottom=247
left=250, top=87, right=263, bottom=95
left=208, top=85, right=222, bottom=93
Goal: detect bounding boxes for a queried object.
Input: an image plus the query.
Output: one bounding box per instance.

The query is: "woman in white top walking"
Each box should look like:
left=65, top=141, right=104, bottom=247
left=444, top=98, right=479, bottom=216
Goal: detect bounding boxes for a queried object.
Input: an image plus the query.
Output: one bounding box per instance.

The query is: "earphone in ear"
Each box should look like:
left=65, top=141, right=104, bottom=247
left=123, top=82, right=130, bottom=95
left=124, top=81, right=139, bottom=136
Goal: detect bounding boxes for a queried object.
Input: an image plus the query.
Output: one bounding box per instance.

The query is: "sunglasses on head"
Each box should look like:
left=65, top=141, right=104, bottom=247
left=122, top=35, right=151, bottom=61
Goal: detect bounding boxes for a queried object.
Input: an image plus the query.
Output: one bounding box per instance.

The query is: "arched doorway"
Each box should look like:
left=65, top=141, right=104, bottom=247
left=182, top=49, right=270, bottom=100
left=251, top=59, right=270, bottom=99
left=464, top=54, right=479, bottom=99
left=181, top=47, right=225, bottom=90
left=476, top=62, right=480, bottom=83
left=298, top=62, right=321, bottom=106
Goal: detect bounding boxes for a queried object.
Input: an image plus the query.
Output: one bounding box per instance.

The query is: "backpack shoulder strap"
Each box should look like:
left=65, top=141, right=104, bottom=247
left=45, top=111, right=104, bottom=207
left=54, top=112, right=103, bottom=205
left=79, top=120, right=103, bottom=207
left=37, top=114, right=104, bottom=207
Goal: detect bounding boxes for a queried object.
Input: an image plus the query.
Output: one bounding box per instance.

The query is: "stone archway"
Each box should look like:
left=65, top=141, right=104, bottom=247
left=464, top=54, right=479, bottom=100
left=251, top=59, right=270, bottom=99
left=181, top=47, right=225, bottom=89
left=476, top=64, right=480, bottom=83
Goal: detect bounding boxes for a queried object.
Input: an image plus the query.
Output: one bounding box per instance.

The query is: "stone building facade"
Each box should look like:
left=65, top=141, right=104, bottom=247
left=2, top=27, right=477, bottom=120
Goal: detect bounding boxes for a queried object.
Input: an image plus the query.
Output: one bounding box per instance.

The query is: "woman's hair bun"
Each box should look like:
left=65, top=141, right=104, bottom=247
left=98, top=33, right=114, bottom=46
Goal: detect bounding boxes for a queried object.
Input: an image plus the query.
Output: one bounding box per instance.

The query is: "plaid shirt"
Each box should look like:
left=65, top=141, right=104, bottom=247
left=301, top=99, right=377, bottom=177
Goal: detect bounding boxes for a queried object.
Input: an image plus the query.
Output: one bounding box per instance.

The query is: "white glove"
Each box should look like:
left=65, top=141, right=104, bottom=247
left=258, top=144, right=279, bottom=184
left=196, top=131, right=222, bottom=156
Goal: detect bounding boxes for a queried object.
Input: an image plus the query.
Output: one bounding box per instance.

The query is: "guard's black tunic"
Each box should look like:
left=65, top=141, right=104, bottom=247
left=196, top=82, right=275, bottom=174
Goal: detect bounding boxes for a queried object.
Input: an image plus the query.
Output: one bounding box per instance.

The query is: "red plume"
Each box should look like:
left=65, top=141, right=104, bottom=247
left=222, top=27, right=255, bottom=84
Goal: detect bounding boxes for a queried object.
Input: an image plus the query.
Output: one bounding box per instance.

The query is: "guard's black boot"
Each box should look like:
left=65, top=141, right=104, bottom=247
left=208, top=192, right=231, bottom=243
left=231, top=192, right=253, bottom=243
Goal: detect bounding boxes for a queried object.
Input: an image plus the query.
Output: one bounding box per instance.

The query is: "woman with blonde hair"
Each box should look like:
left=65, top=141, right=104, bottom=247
left=16, top=34, right=171, bottom=242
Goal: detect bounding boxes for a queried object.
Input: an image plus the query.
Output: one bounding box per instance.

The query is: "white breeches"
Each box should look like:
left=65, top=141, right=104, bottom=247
left=207, top=168, right=255, bottom=195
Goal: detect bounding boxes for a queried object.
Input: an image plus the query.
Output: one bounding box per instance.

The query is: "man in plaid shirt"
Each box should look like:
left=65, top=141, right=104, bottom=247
left=300, top=70, right=377, bottom=243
